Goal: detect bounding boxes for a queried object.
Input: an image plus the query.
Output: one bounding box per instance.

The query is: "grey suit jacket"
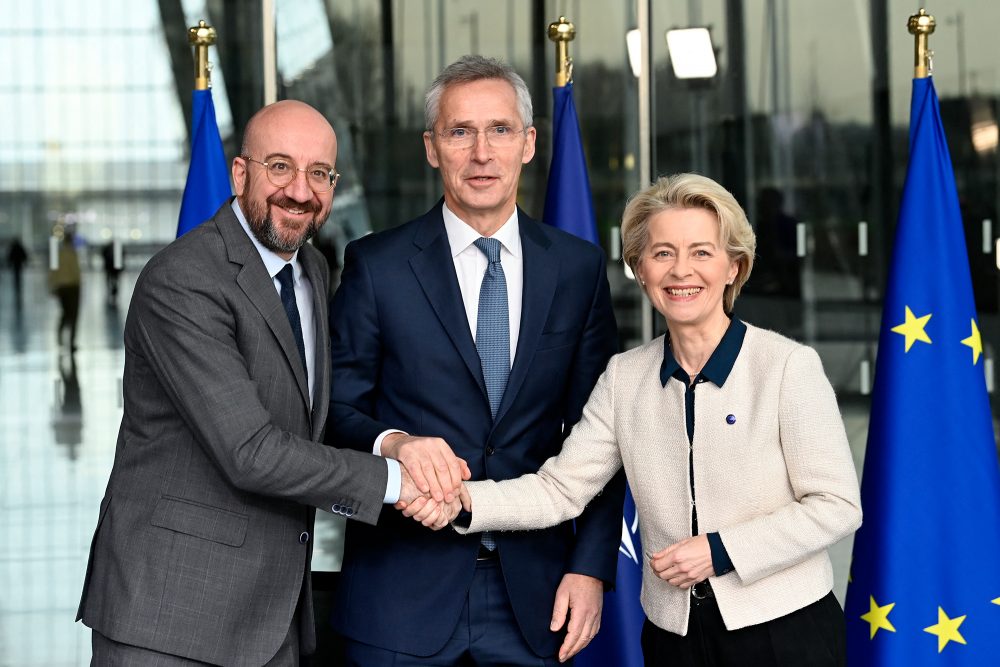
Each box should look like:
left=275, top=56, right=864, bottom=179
left=77, top=202, right=388, bottom=666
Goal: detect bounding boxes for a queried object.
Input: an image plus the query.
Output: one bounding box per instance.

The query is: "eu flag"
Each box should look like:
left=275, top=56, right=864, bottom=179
left=177, top=89, right=231, bottom=237
left=543, top=83, right=599, bottom=245
left=844, top=76, right=1000, bottom=664
left=543, top=82, right=643, bottom=667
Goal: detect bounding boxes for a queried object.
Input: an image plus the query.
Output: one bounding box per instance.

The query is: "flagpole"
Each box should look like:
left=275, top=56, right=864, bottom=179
left=177, top=20, right=232, bottom=237
left=547, top=16, right=575, bottom=87
left=907, top=8, right=935, bottom=79
left=188, top=20, right=216, bottom=91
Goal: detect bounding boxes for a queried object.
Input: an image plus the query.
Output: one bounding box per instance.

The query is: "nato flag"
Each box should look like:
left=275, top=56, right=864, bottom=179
left=543, top=81, right=644, bottom=667
left=576, top=489, right=645, bottom=667
left=177, top=89, right=231, bottom=237
left=844, top=76, right=1000, bottom=664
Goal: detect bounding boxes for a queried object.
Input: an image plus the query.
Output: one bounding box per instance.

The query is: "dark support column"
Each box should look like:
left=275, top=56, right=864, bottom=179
left=530, top=0, right=548, bottom=217
left=870, top=0, right=892, bottom=292
left=208, top=0, right=264, bottom=157
left=157, top=0, right=193, bottom=142
left=381, top=0, right=397, bottom=129
left=722, top=0, right=749, bottom=209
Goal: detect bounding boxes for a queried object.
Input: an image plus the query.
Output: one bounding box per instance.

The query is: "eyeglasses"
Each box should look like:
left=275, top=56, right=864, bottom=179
left=242, top=156, right=340, bottom=193
left=432, top=125, right=528, bottom=149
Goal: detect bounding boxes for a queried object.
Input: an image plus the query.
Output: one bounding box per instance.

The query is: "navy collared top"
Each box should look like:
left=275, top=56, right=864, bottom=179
left=660, top=316, right=748, bottom=578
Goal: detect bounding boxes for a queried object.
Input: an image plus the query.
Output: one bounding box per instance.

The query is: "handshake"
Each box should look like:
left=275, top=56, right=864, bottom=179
left=385, top=433, right=473, bottom=530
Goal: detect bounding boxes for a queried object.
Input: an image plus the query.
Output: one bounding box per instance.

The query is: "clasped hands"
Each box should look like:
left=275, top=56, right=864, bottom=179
left=383, top=433, right=604, bottom=662
left=383, top=433, right=472, bottom=529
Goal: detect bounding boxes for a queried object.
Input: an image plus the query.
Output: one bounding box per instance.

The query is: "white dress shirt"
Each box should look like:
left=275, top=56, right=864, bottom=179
left=232, top=200, right=315, bottom=404
left=442, top=203, right=522, bottom=361
left=372, top=205, right=524, bottom=490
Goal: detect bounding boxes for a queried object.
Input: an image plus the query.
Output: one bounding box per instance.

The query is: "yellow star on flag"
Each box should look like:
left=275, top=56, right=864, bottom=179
left=891, top=306, right=932, bottom=352
left=993, top=596, right=1000, bottom=606
left=961, top=319, right=983, bottom=365
left=861, top=596, right=896, bottom=639
left=924, top=606, right=967, bottom=653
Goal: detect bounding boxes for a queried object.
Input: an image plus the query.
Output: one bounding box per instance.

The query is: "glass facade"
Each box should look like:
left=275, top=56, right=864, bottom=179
left=1, top=1, right=998, bottom=664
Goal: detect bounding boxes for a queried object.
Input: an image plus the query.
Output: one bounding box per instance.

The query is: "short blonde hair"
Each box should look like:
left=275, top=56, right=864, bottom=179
left=621, top=173, right=755, bottom=314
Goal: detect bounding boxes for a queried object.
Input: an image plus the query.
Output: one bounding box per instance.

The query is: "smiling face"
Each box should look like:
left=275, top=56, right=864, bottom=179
left=636, top=207, right=739, bottom=334
left=423, top=78, right=536, bottom=235
left=232, top=101, right=338, bottom=259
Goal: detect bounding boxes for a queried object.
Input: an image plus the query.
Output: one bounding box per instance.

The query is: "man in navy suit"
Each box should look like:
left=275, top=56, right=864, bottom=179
left=328, top=55, right=625, bottom=665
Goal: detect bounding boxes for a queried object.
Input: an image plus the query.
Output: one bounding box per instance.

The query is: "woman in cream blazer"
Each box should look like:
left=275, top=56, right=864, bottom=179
left=448, top=174, right=862, bottom=666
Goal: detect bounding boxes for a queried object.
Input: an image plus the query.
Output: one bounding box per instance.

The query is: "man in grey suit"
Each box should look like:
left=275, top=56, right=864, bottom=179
left=77, top=100, right=424, bottom=666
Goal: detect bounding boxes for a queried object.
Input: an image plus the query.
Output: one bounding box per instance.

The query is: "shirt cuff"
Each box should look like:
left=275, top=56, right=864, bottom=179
left=383, top=458, right=401, bottom=504
left=707, top=532, right=735, bottom=576
left=374, top=429, right=407, bottom=456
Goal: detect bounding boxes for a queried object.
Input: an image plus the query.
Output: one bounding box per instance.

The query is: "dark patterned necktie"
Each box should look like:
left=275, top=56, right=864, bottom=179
left=276, top=264, right=307, bottom=379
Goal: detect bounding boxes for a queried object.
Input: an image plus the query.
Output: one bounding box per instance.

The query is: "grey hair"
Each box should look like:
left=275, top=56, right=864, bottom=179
left=424, top=55, right=533, bottom=131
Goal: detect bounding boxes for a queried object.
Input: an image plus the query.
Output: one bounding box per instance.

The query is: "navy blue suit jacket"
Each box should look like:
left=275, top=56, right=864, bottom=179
left=327, top=202, right=625, bottom=657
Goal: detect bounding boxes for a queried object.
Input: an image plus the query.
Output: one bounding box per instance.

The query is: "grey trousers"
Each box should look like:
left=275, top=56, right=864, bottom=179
left=90, top=616, right=300, bottom=667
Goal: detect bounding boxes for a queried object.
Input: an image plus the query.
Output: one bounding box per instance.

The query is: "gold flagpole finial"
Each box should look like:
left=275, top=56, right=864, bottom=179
left=547, top=16, right=575, bottom=87
left=188, top=20, right=217, bottom=91
left=907, top=9, right=935, bottom=79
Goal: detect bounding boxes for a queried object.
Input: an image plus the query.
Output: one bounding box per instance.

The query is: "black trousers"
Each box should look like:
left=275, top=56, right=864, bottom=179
left=641, top=590, right=845, bottom=667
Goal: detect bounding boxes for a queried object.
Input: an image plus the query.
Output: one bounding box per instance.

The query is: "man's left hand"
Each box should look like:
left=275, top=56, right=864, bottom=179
left=550, top=573, right=603, bottom=663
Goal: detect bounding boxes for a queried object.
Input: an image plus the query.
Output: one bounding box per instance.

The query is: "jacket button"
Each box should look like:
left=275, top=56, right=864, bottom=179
left=299, top=531, right=310, bottom=544
left=485, top=446, right=495, bottom=455
left=332, top=504, right=341, bottom=513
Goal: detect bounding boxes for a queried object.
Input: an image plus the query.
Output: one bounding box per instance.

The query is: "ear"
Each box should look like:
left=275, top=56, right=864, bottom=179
left=232, top=157, right=248, bottom=196
left=424, top=132, right=440, bottom=168
left=634, top=260, right=646, bottom=287
left=521, top=126, right=537, bottom=165
left=727, top=258, right=740, bottom=285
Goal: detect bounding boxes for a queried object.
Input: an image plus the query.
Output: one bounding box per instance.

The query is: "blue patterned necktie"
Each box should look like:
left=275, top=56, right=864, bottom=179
left=276, top=264, right=308, bottom=380
left=473, top=237, right=510, bottom=420
left=474, top=237, right=508, bottom=553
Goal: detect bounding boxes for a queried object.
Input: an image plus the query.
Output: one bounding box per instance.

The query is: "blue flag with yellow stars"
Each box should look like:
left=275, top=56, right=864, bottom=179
left=177, top=89, right=231, bottom=237
left=845, top=75, right=1000, bottom=664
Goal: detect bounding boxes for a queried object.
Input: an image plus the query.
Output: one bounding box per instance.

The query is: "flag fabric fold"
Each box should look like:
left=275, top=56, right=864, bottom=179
left=577, top=489, right=645, bottom=667
left=177, top=89, right=231, bottom=237
left=844, top=75, right=1000, bottom=665
left=543, top=83, right=599, bottom=245
left=543, top=82, right=643, bottom=667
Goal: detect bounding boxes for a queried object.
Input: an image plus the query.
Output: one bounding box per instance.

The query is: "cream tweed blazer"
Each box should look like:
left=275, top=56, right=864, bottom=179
left=460, top=323, right=862, bottom=635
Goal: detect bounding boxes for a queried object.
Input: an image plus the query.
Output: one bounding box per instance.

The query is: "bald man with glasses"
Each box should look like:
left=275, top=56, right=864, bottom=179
left=77, top=100, right=429, bottom=666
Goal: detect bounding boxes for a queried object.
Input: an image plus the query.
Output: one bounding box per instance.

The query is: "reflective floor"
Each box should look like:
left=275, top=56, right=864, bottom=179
left=0, top=266, right=866, bottom=667
left=1, top=267, right=130, bottom=667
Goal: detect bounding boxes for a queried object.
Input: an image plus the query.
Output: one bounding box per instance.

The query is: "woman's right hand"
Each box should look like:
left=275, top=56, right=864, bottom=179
left=649, top=535, right=715, bottom=588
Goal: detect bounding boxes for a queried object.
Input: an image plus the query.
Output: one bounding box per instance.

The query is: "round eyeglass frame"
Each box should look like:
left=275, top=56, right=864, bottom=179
left=242, top=155, right=340, bottom=193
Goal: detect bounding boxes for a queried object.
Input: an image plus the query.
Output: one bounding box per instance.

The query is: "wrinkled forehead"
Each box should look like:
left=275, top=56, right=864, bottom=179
left=437, top=79, right=520, bottom=126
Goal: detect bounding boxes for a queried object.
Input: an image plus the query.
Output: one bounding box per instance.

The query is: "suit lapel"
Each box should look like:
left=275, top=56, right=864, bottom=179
left=408, top=207, right=489, bottom=399
left=495, top=214, right=557, bottom=425
left=300, top=247, right=329, bottom=440
left=217, top=204, right=311, bottom=408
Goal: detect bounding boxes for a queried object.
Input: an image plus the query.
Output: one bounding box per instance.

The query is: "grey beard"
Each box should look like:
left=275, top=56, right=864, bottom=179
left=242, top=196, right=322, bottom=254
